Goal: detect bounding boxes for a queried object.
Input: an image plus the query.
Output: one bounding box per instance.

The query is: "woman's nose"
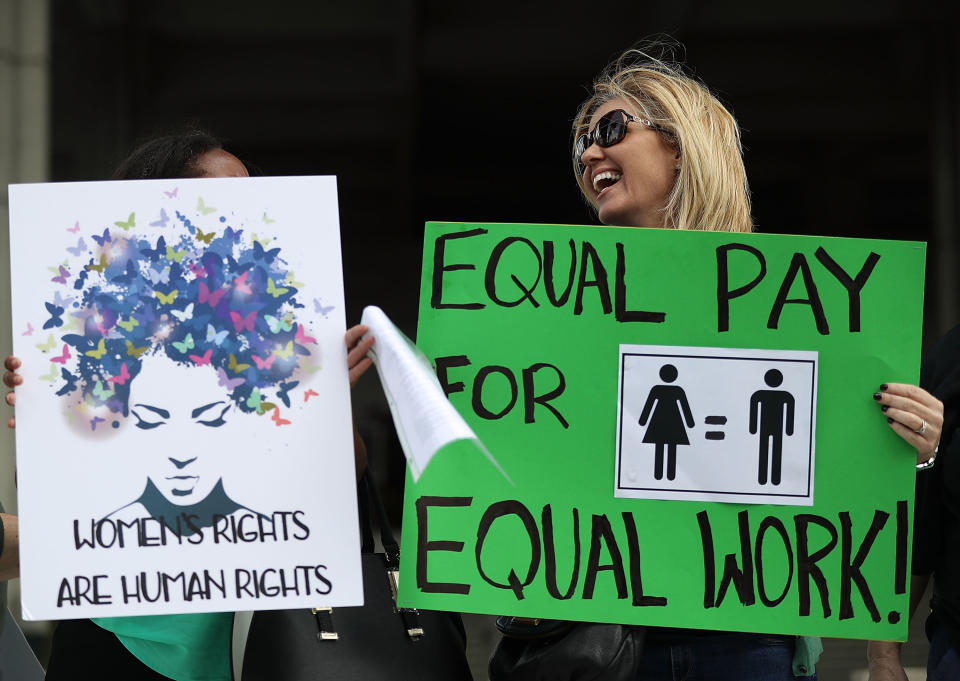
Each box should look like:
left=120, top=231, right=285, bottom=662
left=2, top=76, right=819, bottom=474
left=579, top=139, right=605, bottom=172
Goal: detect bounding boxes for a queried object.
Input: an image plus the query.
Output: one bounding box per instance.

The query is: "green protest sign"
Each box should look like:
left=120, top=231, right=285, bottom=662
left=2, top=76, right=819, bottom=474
left=398, top=222, right=925, bottom=641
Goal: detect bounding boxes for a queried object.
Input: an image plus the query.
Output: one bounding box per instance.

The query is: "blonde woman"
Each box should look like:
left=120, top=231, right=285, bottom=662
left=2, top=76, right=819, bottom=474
left=568, top=45, right=942, bottom=681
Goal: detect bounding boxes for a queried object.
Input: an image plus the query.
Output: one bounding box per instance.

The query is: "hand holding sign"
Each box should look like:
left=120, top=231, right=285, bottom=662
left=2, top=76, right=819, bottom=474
left=873, top=383, right=943, bottom=464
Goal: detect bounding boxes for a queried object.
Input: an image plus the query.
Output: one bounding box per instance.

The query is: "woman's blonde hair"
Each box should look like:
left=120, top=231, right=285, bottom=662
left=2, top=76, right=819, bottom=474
left=573, top=45, right=753, bottom=232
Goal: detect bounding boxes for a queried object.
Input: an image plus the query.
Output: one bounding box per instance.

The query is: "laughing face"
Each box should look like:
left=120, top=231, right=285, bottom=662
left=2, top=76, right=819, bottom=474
left=578, top=98, right=679, bottom=229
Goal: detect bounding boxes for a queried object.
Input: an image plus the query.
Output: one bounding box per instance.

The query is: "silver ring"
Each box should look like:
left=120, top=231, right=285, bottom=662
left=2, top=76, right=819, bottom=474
left=916, top=419, right=928, bottom=435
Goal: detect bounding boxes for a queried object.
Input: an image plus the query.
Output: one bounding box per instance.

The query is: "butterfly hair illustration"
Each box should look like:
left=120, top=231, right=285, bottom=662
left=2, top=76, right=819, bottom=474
left=45, top=217, right=316, bottom=425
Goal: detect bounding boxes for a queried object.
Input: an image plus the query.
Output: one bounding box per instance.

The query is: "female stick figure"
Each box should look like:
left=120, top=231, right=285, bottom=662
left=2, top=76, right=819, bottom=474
left=638, top=363, right=695, bottom=480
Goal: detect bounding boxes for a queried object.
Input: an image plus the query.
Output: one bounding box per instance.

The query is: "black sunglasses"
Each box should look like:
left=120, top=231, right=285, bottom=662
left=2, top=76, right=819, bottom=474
left=573, top=109, right=672, bottom=176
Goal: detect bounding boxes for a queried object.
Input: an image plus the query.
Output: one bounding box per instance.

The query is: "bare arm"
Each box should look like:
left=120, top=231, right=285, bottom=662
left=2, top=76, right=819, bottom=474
left=867, top=574, right=930, bottom=680
left=345, top=325, right=375, bottom=480
left=0, top=513, right=18, bottom=581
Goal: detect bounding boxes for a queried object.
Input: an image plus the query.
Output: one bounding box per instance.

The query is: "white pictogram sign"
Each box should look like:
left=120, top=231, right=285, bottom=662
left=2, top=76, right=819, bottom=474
left=615, top=345, right=818, bottom=506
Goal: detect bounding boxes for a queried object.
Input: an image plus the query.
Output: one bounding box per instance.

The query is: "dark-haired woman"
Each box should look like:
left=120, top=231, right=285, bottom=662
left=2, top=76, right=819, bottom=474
left=4, top=130, right=374, bottom=681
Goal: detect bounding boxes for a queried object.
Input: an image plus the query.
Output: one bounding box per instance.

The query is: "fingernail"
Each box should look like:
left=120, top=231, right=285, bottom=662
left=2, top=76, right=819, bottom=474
left=880, top=384, right=889, bottom=391
left=873, top=392, right=882, bottom=401
left=882, top=405, right=889, bottom=412
left=887, top=417, right=894, bottom=424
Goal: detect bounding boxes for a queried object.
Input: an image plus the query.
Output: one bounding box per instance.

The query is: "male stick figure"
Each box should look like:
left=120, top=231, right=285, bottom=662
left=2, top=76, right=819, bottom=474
left=749, top=369, right=795, bottom=485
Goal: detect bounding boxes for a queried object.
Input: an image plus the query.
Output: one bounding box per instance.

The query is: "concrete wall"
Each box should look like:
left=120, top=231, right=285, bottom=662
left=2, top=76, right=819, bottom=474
left=0, top=0, right=49, bottom=627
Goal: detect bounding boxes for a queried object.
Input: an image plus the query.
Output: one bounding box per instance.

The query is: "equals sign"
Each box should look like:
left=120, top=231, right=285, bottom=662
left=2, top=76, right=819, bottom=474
left=704, top=415, right=727, bottom=440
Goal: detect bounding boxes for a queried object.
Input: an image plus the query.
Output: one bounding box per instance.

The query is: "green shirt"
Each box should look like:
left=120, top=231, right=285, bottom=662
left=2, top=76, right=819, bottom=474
left=93, top=613, right=233, bottom=681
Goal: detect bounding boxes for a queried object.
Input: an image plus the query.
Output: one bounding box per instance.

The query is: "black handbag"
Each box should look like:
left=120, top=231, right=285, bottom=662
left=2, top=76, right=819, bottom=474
left=242, top=471, right=473, bottom=681
left=489, top=616, right=645, bottom=681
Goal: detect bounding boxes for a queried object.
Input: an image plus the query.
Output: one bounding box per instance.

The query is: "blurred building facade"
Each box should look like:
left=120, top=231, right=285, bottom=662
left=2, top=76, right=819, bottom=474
left=3, top=0, right=958, bottom=677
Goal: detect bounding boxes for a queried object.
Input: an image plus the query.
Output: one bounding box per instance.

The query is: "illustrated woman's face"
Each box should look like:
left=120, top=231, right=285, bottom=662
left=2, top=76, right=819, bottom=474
left=129, top=356, right=235, bottom=504
left=578, top=97, right=678, bottom=229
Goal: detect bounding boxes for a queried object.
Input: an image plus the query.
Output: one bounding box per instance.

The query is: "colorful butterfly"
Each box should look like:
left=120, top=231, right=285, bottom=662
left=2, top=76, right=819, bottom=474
left=148, top=266, right=171, bottom=285
left=272, top=341, right=294, bottom=360
left=55, top=368, right=79, bottom=396
left=228, top=353, right=251, bottom=373
left=230, top=310, right=257, bottom=332
left=22, top=322, right=34, bottom=336
left=264, top=315, right=292, bottom=334
left=188, top=262, right=208, bottom=279
left=189, top=349, right=213, bottom=366
left=303, top=389, right=319, bottom=402
left=314, top=298, right=335, bottom=317
left=90, top=416, right=106, bottom=431
left=170, top=303, right=194, bottom=322
left=251, top=233, right=272, bottom=248
left=140, top=236, right=166, bottom=261
left=216, top=366, right=245, bottom=390
left=195, top=228, right=215, bottom=244
left=233, top=271, right=252, bottom=294
left=91, top=228, right=112, bottom=246
left=43, top=301, right=65, bottom=329
left=92, top=380, right=114, bottom=400
left=190, top=348, right=213, bottom=366
left=166, top=246, right=187, bottom=263
left=271, top=406, right=291, bottom=426
left=125, top=340, right=148, bottom=358
left=85, top=338, right=107, bottom=359
left=294, top=324, right=316, bottom=345
left=155, top=290, right=179, bottom=305
left=51, top=265, right=70, bottom=284
left=251, top=354, right=276, bottom=370
left=223, top=226, right=243, bottom=242
left=245, top=388, right=263, bottom=411
left=66, top=237, right=86, bottom=256
left=111, top=259, right=138, bottom=285
left=51, top=344, right=72, bottom=364
left=276, top=379, right=299, bottom=408
left=262, top=212, right=276, bottom=224
left=86, top=254, right=108, bottom=274
left=198, top=282, right=226, bottom=307
left=206, top=324, right=228, bottom=346
left=253, top=240, right=281, bottom=263
left=108, top=362, right=131, bottom=385
left=117, top=316, right=138, bottom=332
left=149, top=208, right=170, bottom=228
left=172, top=334, right=195, bottom=354
left=164, top=187, right=178, bottom=198
left=266, top=278, right=288, bottom=298
left=285, top=271, right=305, bottom=288
left=36, top=334, right=56, bottom=352
left=67, top=221, right=80, bottom=233
left=52, top=291, right=75, bottom=308
left=114, top=212, right=136, bottom=230
left=197, top=197, right=216, bottom=215
left=39, top=363, right=59, bottom=382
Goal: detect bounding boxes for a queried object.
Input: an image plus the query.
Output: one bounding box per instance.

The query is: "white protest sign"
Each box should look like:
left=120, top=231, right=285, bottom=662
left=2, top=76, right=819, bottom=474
left=9, top=177, right=362, bottom=619
left=615, top=344, right=818, bottom=505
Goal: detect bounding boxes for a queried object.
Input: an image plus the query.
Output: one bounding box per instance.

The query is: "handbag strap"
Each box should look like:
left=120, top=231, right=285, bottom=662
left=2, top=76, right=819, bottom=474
left=357, top=475, right=375, bottom=554
left=359, top=469, right=424, bottom=640
left=361, top=469, right=401, bottom=568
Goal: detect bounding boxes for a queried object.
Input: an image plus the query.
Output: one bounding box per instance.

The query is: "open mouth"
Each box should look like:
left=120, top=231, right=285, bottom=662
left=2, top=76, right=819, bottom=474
left=592, top=170, right=623, bottom=195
